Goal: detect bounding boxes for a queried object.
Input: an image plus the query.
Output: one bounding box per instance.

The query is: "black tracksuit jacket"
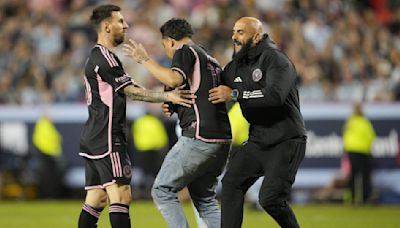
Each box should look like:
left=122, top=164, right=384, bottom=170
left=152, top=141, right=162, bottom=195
left=223, top=35, right=306, bottom=148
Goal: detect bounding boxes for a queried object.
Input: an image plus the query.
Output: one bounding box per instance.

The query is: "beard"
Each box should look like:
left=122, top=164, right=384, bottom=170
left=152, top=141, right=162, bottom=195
left=232, top=39, right=252, bottom=60
left=113, top=34, right=125, bottom=46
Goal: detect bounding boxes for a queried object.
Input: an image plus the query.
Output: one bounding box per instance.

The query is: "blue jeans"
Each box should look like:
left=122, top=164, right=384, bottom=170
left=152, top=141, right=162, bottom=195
left=151, top=136, right=230, bottom=228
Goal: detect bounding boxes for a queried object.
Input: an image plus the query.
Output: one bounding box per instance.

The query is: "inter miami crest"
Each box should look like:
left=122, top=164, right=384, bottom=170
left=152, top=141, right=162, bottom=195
left=123, top=165, right=132, bottom=178
left=252, top=68, right=263, bottom=82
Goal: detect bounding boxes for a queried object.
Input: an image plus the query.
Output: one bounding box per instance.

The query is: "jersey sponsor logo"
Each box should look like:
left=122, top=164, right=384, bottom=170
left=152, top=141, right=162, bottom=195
left=234, top=77, right=243, bottom=82
left=115, top=74, right=130, bottom=83
left=252, top=68, right=263, bottom=82
left=243, top=90, right=264, bottom=99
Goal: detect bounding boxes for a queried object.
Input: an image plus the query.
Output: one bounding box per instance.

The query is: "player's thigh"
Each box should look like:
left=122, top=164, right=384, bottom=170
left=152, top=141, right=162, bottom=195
left=85, top=188, right=108, bottom=208
left=106, top=184, right=132, bottom=205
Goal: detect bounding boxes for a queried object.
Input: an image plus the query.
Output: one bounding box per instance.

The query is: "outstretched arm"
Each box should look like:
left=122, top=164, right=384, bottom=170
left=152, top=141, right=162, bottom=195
left=123, top=39, right=183, bottom=88
left=123, top=85, right=195, bottom=107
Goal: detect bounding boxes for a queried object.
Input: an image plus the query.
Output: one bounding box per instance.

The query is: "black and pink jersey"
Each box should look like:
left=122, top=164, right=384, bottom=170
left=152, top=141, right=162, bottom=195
left=171, top=44, right=231, bottom=142
left=79, top=44, right=133, bottom=159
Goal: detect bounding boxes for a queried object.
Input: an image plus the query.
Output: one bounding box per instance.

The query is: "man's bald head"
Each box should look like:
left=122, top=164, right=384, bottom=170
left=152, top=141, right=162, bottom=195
left=236, top=17, right=263, bottom=34
left=231, top=17, right=264, bottom=56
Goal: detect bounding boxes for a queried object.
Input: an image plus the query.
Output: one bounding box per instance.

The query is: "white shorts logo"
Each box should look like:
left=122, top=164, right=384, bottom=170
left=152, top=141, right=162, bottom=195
left=252, top=68, right=262, bottom=82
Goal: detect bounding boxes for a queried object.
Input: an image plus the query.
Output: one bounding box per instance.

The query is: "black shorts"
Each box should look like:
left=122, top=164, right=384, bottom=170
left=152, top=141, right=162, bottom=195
left=84, top=147, right=132, bottom=190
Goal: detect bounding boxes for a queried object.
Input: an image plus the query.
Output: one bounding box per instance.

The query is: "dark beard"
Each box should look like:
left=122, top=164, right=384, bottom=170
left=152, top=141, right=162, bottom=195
left=113, top=35, right=124, bottom=46
left=232, top=40, right=252, bottom=61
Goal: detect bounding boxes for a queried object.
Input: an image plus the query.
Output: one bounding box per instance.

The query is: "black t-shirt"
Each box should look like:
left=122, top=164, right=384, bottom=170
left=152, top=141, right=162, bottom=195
left=171, top=44, right=231, bottom=142
left=80, top=44, right=133, bottom=158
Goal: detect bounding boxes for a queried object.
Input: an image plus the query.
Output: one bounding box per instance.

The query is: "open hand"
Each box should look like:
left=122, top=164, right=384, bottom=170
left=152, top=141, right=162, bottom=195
left=123, top=39, right=150, bottom=64
left=167, top=85, right=196, bottom=108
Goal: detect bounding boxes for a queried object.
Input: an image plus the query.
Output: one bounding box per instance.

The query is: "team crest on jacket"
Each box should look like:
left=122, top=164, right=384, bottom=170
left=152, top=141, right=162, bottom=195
left=252, top=68, right=262, bottom=82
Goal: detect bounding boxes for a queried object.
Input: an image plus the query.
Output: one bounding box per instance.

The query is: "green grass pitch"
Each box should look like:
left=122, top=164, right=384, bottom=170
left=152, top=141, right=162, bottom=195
left=0, top=201, right=399, bottom=227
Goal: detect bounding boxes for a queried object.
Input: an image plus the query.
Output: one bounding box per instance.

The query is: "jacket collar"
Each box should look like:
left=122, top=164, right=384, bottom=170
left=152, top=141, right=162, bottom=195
left=247, top=34, right=276, bottom=60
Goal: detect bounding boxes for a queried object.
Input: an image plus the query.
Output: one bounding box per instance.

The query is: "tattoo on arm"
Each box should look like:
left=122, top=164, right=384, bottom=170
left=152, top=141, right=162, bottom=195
left=125, top=89, right=168, bottom=103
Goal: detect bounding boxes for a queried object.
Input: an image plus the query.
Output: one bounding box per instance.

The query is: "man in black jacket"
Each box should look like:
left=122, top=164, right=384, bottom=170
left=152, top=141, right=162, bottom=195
left=209, top=17, right=307, bottom=228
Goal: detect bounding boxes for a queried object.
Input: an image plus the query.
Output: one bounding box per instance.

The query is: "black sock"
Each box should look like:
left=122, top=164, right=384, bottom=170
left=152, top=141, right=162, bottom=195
left=109, top=203, right=131, bottom=228
left=78, top=204, right=104, bottom=228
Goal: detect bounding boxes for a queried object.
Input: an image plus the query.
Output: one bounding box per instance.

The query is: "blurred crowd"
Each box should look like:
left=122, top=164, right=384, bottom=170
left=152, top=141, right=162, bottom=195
left=1, top=0, right=400, bottom=105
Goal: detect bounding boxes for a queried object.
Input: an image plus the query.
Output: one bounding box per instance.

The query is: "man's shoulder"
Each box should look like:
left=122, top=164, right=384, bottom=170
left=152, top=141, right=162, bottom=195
left=173, top=44, right=196, bottom=59
left=89, top=45, right=119, bottom=68
left=176, top=43, right=193, bottom=52
left=180, top=43, right=208, bottom=56
left=223, top=60, right=235, bottom=71
left=89, top=45, right=102, bottom=55
left=260, top=47, right=293, bottom=68
left=262, top=46, right=288, bottom=60
left=87, top=46, right=104, bottom=63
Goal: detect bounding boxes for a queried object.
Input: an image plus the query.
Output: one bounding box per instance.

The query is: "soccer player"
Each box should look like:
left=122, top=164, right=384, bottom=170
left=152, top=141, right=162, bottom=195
left=123, top=18, right=232, bottom=228
left=209, top=17, right=307, bottom=228
left=78, top=5, right=194, bottom=228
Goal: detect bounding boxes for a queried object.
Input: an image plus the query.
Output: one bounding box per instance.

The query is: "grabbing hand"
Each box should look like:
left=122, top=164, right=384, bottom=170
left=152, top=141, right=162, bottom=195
left=161, top=103, right=172, bottom=117
left=208, top=85, right=232, bottom=104
left=123, top=39, right=150, bottom=64
left=166, top=85, right=196, bottom=108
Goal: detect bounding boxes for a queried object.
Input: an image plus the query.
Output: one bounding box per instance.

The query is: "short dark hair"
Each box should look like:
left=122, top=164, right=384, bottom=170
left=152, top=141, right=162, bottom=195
left=90, top=4, right=121, bottom=30
left=160, top=18, right=194, bottom=41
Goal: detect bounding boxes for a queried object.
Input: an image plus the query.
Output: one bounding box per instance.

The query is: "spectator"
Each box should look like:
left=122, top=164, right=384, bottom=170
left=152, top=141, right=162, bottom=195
left=0, top=0, right=399, bottom=104
left=313, top=154, right=351, bottom=203
left=32, top=115, right=64, bottom=198
left=131, top=113, right=168, bottom=198
left=343, top=102, right=376, bottom=204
